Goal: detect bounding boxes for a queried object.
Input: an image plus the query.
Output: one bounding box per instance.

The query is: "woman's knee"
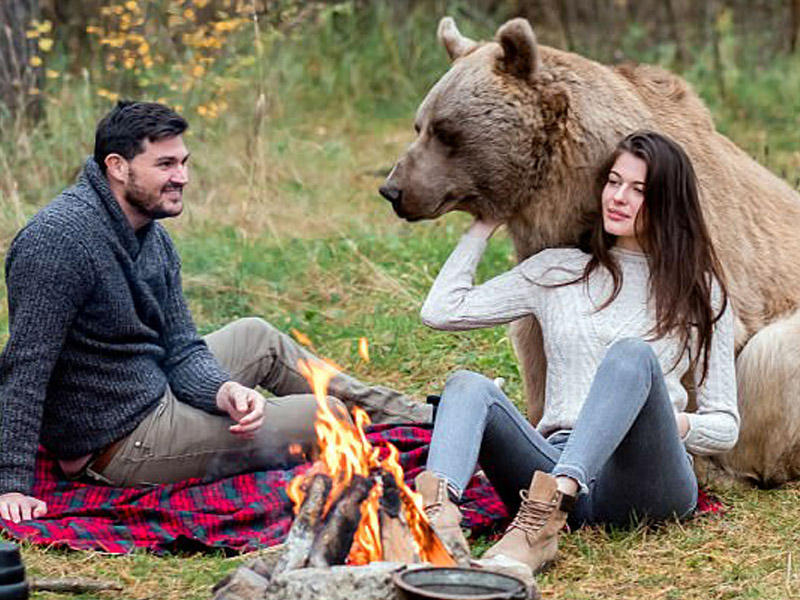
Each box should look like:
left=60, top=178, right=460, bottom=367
left=603, top=338, right=657, bottom=374
left=444, top=369, right=497, bottom=394
left=440, top=369, right=502, bottom=411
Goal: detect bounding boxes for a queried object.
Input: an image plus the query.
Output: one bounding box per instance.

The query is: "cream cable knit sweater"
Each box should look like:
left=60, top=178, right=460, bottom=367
left=421, top=232, right=739, bottom=456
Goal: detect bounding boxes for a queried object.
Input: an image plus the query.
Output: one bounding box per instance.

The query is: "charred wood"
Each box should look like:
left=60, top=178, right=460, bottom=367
left=308, top=474, right=373, bottom=567
left=378, top=471, right=419, bottom=564
left=273, top=473, right=332, bottom=575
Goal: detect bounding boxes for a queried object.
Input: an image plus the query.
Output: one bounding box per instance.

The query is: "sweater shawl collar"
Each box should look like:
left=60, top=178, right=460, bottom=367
left=81, top=157, right=154, bottom=259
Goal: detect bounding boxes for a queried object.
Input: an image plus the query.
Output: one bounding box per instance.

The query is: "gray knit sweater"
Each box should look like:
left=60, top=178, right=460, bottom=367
left=0, top=158, right=230, bottom=495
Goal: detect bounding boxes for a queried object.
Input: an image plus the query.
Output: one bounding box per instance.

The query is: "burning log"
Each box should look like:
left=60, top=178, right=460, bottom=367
left=273, top=473, right=333, bottom=575
left=308, top=474, right=374, bottom=568
left=379, top=470, right=420, bottom=564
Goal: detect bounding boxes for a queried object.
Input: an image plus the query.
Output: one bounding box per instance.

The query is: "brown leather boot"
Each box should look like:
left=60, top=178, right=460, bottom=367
left=414, top=470, right=471, bottom=565
left=479, top=471, right=575, bottom=575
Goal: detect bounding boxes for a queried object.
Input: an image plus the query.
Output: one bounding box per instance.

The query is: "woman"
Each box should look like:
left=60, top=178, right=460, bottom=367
left=414, top=131, right=739, bottom=575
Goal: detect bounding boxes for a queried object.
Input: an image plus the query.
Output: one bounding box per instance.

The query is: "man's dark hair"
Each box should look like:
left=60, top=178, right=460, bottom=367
left=94, top=100, right=188, bottom=173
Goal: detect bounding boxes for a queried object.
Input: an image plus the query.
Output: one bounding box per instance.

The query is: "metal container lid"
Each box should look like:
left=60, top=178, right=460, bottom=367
left=393, top=567, right=529, bottom=600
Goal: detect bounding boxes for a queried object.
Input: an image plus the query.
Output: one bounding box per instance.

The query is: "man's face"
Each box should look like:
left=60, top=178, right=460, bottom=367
left=123, top=135, right=189, bottom=222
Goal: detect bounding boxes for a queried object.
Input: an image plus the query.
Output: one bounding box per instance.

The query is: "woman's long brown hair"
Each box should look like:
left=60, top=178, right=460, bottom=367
left=572, top=131, right=728, bottom=384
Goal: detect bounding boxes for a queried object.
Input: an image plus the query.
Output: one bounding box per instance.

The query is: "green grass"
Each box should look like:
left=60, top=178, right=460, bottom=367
left=2, top=3, right=800, bottom=599
left=5, top=112, right=800, bottom=599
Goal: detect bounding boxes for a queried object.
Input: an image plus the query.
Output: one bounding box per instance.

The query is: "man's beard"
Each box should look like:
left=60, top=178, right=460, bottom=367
left=124, top=171, right=183, bottom=221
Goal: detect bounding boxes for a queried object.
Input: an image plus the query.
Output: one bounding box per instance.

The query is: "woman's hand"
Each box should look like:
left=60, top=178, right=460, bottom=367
left=676, top=412, right=691, bottom=438
left=468, top=218, right=502, bottom=239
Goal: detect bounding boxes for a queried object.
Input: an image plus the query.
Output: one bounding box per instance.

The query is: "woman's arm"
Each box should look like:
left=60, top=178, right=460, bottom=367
left=683, top=289, right=740, bottom=455
left=420, top=220, right=545, bottom=331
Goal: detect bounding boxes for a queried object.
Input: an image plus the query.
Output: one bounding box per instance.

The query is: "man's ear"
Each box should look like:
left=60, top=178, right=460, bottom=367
left=104, top=154, right=128, bottom=184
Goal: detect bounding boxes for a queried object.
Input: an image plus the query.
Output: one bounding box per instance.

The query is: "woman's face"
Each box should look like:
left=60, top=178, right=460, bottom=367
left=601, top=151, right=647, bottom=251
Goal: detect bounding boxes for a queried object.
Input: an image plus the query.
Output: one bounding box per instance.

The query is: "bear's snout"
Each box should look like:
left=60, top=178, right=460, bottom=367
left=379, top=183, right=403, bottom=205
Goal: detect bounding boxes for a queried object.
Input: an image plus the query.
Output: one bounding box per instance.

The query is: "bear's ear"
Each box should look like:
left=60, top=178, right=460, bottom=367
left=438, top=17, right=477, bottom=61
left=495, top=18, right=540, bottom=81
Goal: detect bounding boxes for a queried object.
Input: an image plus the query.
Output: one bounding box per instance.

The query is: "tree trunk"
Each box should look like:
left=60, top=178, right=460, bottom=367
left=554, top=0, right=574, bottom=51
left=665, top=0, right=687, bottom=69
left=0, top=0, right=42, bottom=119
left=791, top=0, right=800, bottom=53
left=706, top=0, right=726, bottom=99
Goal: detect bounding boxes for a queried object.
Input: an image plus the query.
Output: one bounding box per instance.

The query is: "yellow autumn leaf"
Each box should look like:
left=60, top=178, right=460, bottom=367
left=38, top=38, right=54, bottom=52
left=29, top=55, right=43, bottom=67
left=46, top=69, right=58, bottom=79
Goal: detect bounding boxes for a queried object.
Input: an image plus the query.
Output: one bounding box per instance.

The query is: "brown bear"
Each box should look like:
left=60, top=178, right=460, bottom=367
left=380, top=17, right=800, bottom=487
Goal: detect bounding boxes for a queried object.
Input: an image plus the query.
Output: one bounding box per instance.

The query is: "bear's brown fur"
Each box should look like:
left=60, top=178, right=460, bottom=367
left=381, top=17, right=800, bottom=487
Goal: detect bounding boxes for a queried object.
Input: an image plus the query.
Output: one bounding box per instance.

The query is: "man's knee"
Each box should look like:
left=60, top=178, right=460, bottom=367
left=326, top=396, right=352, bottom=424
left=295, top=394, right=351, bottom=424
left=229, top=316, right=278, bottom=339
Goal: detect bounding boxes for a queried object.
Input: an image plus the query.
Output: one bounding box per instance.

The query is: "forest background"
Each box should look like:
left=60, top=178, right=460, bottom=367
left=1, top=1, right=799, bottom=598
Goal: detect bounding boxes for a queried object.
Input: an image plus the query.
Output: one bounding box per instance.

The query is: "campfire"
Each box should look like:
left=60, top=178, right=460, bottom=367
left=275, top=357, right=455, bottom=573
left=213, top=348, right=538, bottom=600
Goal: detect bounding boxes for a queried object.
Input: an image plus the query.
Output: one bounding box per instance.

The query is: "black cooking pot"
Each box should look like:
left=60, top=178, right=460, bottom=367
left=393, top=567, right=529, bottom=600
left=0, top=544, right=28, bottom=600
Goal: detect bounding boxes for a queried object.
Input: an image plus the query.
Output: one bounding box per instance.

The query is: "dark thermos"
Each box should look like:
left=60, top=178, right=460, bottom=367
left=0, top=543, right=28, bottom=600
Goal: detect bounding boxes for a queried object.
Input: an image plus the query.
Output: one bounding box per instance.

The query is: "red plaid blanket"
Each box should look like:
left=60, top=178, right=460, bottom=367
left=0, top=425, right=722, bottom=554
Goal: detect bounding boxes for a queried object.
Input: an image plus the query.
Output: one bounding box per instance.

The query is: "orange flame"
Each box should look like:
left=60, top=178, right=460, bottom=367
left=358, top=337, right=370, bottom=363
left=288, top=357, right=455, bottom=566
left=291, top=328, right=313, bottom=347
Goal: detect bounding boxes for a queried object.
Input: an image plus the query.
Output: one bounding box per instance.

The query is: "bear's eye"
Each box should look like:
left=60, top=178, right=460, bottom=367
left=430, top=122, right=459, bottom=148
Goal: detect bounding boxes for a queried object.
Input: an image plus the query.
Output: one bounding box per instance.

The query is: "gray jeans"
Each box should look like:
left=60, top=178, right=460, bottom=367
left=427, top=338, right=698, bottom=527
left=89, top=317, right=430, bottom=486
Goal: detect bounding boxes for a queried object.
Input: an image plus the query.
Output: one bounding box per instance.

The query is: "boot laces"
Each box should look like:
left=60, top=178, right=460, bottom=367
left=507, top=489, right=555, bottom=535
left=423, top=480, right=447, bottom=519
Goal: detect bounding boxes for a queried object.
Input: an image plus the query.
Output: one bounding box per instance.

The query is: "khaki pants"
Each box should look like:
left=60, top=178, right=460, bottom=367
left=87, top=317, right=431, bottom=486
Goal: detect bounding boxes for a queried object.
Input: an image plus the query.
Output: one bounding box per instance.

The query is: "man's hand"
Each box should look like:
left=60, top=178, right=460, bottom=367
left=216, top=381, right=266, bottom=439
left=468, top=218, right=502, bottom=239
left=0, top=492, right=47, bottom=523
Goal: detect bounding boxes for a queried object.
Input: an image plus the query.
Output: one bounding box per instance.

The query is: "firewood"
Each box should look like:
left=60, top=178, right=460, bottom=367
left=307, top=474, right=374, bottom=567
left=379, top=470, right=420, bottom=563
left=273, top=473, right=333, bottom=575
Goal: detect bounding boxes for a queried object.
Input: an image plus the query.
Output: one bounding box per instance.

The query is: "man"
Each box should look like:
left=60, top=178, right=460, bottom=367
left=0, top=101, right=430, bottom=524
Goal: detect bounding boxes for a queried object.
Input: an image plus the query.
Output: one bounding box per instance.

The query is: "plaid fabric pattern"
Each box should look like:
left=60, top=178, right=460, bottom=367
left=0, top=424, right=722, bottom=554
left=0, top=425, right=505, bottom=553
